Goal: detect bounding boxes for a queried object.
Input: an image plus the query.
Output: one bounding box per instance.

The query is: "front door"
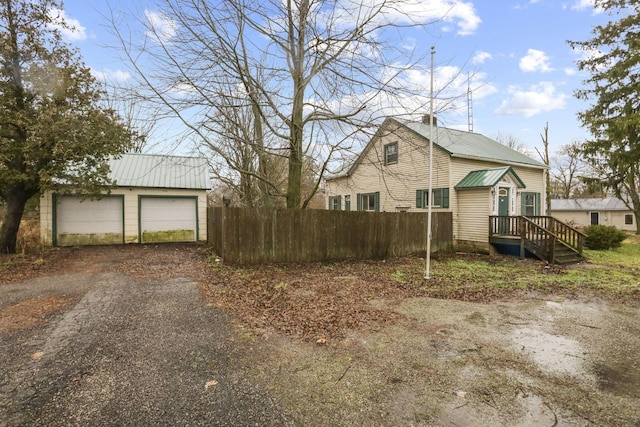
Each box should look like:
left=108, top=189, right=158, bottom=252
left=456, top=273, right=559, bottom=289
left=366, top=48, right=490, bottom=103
left=498, top=187, right=510, bottom=233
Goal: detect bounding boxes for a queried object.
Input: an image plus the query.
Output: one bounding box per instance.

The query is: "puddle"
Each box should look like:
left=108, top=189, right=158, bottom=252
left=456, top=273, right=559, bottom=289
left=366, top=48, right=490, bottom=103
left=511, top=328, right=588, bottom=376
left=591, top=362, right=640, bottom=398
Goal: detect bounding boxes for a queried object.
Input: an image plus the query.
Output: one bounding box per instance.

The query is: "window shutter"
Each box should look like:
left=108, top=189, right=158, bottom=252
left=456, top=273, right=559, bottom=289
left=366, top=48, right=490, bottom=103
left=357, top=193, right=362, bottom=211
left=535, top=193, right=541, bottom=215
left=416, top=190, right=423, bottom=208
left=521, top=192, right=527, bottom=215
left=337, top=195, right=342, bottom=210
left=374, top=192, right=380, bottom=212
left=442, top=188, right=450, bottom=208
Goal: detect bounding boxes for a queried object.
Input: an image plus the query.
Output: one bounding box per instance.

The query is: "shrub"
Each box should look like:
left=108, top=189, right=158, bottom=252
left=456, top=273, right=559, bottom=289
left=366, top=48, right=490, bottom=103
left=584, top=225, right=627, bottom=250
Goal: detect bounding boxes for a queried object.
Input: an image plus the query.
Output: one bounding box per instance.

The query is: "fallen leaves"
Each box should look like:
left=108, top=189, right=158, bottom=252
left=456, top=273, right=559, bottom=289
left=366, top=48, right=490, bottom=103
left=0, top=295, right=78, bottom=332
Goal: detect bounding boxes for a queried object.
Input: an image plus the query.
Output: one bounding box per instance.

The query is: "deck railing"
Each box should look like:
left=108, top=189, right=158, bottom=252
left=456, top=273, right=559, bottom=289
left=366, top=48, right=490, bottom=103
left=525, top=216, right=585, bottom=254
left=489, top=215, right=585, bottom=255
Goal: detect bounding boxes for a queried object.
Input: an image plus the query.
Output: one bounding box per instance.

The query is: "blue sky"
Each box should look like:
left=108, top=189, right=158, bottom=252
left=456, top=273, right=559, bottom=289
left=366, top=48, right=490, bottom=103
left=57, top=0, right=610, bottom=157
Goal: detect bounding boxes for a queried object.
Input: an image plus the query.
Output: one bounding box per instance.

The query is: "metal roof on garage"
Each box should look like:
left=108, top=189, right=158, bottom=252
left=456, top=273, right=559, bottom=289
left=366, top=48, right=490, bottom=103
left=455, top=166, right=526, bottom=189
left=108, top=153, right=210, bottom=190
left=551, top=197, right=630, bottom=211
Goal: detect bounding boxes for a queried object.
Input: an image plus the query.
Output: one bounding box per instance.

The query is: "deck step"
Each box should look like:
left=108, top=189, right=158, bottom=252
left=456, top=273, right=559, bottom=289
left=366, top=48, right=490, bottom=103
left=490, top=216, right=585, bottom=265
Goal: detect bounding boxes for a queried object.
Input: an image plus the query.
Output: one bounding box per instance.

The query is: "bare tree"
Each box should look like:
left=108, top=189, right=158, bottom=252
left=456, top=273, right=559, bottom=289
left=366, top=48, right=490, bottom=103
left=109, top=0, right=457, bottom=208
left=550, top=141, right=589, bottom=199
left=494, top=132, right=530, bottom=155
left=102, top=81, right=159, bottom=153
left=535, top=123, right=551, bottom=214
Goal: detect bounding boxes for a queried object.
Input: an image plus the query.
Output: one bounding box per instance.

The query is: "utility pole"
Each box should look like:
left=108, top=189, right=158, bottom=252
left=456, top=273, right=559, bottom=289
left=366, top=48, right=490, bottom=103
left=425, top=46, right=435, bottom=280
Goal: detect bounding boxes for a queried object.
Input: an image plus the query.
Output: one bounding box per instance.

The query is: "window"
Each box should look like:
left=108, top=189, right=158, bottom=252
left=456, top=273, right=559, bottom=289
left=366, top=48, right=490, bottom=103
left=384, top=142, right=398, bottom=165
left=357, top=192, right=380, bottom=212
left=590, top=212, right=599, bottom=225
left=416, top=188, right=449, bottom=208
left=625, top=214, right=633, bottom=225
left=521, top=192, right=541, bottom=216
left=328, top=195, right=341, bottom=210
left=344, top=195, right=351, bottom=211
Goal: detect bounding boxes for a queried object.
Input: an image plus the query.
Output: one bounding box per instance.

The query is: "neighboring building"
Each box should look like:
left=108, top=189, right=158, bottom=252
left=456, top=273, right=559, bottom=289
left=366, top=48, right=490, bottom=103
left=551, top=197, right=636, bottom=231
left=40, top=153, right=210, bottom=246
left=325, top=116, right=548, bottom=252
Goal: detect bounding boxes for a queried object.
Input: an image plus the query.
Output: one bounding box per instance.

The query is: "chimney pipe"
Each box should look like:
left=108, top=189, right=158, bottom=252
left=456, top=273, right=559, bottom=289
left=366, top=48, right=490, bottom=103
left=422, top=114, right=437, bottom=126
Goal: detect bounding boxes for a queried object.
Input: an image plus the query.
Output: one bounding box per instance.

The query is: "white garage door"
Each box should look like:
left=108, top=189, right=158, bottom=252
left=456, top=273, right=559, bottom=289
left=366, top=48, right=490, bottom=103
left=56, top=196, right=124, bottom=246
left=139, top=197, right=197, bottom=243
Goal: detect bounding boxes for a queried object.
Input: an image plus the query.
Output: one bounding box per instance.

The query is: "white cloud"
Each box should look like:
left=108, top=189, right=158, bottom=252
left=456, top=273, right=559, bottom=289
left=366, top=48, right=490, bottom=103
left=495, top=81, right=567, bottom=117
left=564, top=67, right=577, bottom=76
left=396, top=64, right=497, bottom=116
left=92, top=69, right=131, bottom=82
left=472, top=51, right=492, bottom=65
left=519, top=49, right=553, bottom=73
left=318, top=61, right=497, bottom=126
left=337, top=0, right=481, bottom=36
left=47, top=9, right=87, bottom=42
left=401, top=37, right=417, bottom=51
left=144, top=10, right=178, bottom=44
left=570, top=0, right=593, bottom=10
left=565, top=0, right=605, bottom=14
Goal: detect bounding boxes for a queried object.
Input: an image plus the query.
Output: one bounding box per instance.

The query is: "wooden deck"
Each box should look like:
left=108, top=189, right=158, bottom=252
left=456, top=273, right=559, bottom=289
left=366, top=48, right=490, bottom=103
left=489, top=216, right=585, bottom=265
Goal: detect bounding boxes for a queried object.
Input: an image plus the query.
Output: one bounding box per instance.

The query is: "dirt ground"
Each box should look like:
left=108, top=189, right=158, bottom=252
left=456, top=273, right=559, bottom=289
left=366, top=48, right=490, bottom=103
left=2, top=245, right=639, bottom=426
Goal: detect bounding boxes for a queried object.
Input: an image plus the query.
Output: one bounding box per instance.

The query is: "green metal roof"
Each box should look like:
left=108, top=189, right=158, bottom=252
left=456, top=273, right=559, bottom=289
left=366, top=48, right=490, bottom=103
left=327, top=117, right=547, bottom=180
left=455, top=166, right=526, bottom=189
left=108, top=153, right=210, bottom=190
left=398, top=119, right=546, bottom=168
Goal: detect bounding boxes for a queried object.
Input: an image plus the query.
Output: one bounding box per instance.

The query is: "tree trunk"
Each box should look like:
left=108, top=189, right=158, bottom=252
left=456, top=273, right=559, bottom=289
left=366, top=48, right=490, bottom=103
left=540, top=123, right=551, bottom=214
left=285, top=0, right=307, bottom=210
left=0, top=187, right=35, bottom=254
left=286, top=142, right=303, bottom=209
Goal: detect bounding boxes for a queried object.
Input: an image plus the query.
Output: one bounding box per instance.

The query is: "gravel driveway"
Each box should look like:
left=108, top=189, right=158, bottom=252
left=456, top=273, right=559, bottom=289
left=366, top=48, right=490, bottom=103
left=0, top=244, right=295, bottom=426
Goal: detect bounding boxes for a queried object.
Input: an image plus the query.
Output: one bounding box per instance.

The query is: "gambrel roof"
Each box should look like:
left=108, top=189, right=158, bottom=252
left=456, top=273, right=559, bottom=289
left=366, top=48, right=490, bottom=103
left=108, top=153, right=210, bottom=190
left=329, top=117, right=546, bottom=179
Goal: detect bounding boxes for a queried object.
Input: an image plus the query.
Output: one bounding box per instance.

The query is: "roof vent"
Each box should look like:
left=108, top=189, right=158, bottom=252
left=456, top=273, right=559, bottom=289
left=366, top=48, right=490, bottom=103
left=422, top=114, right=437, bottom=126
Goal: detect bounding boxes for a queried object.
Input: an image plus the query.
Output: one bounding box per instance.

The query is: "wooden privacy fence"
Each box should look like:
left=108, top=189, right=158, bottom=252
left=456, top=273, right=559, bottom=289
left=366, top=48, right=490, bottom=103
left=208, top=207, right=453, bottom=265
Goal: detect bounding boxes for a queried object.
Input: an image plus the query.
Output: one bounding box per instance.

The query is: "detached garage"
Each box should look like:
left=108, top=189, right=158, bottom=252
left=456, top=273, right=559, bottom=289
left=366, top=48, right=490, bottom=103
left=40, top=153, right=210, bottom=246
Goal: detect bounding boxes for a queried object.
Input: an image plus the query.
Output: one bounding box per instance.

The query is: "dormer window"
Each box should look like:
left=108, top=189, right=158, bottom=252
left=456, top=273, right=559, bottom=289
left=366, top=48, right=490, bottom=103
left=384, top=142, right=398, bottom=165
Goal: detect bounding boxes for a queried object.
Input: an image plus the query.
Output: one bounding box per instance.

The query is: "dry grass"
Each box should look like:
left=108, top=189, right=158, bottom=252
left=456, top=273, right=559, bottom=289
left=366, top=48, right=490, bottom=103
left=0, top=218, right=42, bottom=254
left=16, top=219, right=42, bottom=254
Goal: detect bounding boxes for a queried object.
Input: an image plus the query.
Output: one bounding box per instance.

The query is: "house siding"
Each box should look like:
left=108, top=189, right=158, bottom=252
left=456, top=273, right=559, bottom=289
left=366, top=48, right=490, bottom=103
left=326, top=119, right=547, bottom=251
left=552, top=209, right=635, bottom=231
left=456, top=188, right=492, bottom=247
left=327, top=124, right=451, bottom=212
left=451, top=158, right=545, bottom=214
left=40, top=188, right=208, bottom=245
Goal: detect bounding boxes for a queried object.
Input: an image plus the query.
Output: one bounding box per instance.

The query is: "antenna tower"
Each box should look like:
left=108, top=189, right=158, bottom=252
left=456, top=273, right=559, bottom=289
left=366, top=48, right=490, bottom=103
left=467, top=80, right=474, bottom=132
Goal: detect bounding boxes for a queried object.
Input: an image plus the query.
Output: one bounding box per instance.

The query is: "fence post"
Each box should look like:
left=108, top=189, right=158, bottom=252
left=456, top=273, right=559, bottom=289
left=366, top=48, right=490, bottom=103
left=220, top=207, right=226, bottom=259
left=519, top=217, right=525, bottom=259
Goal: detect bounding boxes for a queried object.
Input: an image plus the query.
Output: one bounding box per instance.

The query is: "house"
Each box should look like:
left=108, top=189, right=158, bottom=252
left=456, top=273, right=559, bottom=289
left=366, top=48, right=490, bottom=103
left=40, top=153, right=210, bottom=246
left=551, top=197, right=636, bottom=231
left=325, top=116, right=549, bottom=253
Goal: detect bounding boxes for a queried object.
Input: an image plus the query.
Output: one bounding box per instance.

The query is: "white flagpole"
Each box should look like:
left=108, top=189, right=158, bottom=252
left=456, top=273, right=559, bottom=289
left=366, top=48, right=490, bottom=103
left=425, top=46, right=435, bottom=280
